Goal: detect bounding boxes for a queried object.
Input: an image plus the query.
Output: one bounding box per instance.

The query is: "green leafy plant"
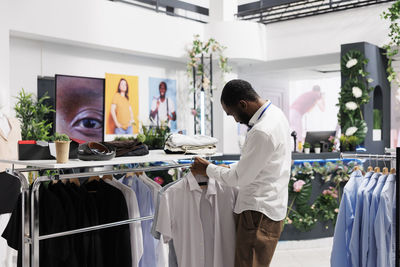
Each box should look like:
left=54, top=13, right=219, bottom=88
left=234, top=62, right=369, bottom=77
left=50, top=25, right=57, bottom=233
left=187, top=34, right=231, bottom=78
left=14, top=89, right=54, bottom=141
left=382, top=1, right=400, bottom=83
left=142, top=125, right=170, bottom=149
left=303, top=142, right=311, bottom=148
left=284, top=161, right=358, bottom=231
left=314, top=143, right=321, bottom=148
left=52, top=133, right=70, bottom=142
left=337, top=50, right=373, bottom=150
left=373, top=109, right=382, bottom=129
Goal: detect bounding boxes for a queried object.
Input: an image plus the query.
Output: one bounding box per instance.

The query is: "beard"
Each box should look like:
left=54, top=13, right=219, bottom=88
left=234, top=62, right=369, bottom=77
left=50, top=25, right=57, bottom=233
left=237, top=109, right=251, bottom=126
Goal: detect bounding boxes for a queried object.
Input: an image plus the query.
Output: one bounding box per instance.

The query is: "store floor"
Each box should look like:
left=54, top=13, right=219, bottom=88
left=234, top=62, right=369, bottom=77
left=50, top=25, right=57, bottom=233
left=271, top=237, right=333, bottom=267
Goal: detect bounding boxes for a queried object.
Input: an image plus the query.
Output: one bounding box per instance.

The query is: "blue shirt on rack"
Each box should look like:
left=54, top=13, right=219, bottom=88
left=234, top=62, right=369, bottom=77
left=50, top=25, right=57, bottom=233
left=360, top=172, right=381, bottom=267
left=122, top=176, right=157, bottom=267
left=374, top=174, right=396, bottom=267
left=349, top=172, right=376, bottom=267
left=366, top=174, right=388, bottom=267
left=330, top=170, right=367, bottom=267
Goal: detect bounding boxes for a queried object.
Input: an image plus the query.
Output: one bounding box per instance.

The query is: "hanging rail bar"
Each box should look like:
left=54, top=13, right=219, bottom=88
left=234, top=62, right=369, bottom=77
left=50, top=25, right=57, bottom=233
left=37, top=163, right=192, bottom=181
left=340, top=153, right=397, bottom=160
left=38, top=215, right=154, bottom=241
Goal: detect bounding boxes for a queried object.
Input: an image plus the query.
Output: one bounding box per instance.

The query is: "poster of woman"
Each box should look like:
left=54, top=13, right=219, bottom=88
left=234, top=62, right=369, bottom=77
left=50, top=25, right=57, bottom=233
left=105, top=73, right=139, bottom=138
left=148, top=77, right=177, bottom=132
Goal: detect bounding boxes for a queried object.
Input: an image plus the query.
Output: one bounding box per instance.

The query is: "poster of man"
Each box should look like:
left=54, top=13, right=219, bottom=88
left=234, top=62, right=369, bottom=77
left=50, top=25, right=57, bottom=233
left=105, top=73, right=139, bottom=138
left=148, top=77, right=177, bottom=132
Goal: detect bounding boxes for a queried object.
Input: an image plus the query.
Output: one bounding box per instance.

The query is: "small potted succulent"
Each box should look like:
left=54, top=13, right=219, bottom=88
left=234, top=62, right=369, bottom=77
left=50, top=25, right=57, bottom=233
left=53, top=133, right=71, bottom=163
left=303, top=142, right=311, bottom=154
left=314, top=143, right=321, bottom=154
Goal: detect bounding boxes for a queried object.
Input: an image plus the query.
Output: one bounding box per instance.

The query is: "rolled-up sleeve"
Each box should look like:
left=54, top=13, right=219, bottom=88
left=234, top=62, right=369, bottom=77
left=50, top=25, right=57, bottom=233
left=206, top=130, right=274, bottom=187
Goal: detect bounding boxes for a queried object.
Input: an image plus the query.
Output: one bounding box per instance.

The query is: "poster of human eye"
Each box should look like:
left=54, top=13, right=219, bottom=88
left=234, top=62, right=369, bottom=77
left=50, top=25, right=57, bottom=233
left=104, top=73, right=139, bottom=140
left=148, top=77, right=177, bottom=132
left=55, top=74, right=105, bottom=142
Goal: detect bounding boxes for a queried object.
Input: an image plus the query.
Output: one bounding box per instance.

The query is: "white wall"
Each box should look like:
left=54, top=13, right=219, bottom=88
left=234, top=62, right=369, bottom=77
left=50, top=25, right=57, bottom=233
left=265, top=4, right=391, bottom=61
left=10, top=37, right=194, bottom=134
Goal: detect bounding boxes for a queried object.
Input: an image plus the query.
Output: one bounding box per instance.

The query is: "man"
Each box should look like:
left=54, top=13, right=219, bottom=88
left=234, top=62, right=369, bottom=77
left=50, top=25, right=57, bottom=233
left=191, top=79, right=291, bottom=267
left=150, top=81, right=176, bottom=128
left=289, top=85, right=325, bottom=143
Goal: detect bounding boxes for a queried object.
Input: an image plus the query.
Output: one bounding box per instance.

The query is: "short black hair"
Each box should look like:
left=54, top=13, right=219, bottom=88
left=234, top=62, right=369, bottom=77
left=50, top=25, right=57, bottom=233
left=220, top=79, right=260, bottom=106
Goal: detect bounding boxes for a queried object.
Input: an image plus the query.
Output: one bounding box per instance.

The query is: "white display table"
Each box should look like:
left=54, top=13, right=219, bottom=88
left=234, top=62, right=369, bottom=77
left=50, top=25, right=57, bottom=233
left=0, top=150, right=221, bottom=169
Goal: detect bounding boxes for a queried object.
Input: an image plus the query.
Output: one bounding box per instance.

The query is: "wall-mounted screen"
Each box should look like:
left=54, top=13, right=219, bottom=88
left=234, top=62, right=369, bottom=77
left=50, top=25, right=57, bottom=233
left=55, top=74, right=105, bottom=142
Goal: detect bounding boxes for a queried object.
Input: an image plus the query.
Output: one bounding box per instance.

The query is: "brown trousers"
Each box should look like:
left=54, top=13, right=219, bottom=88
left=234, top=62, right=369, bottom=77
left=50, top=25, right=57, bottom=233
left=235, top=210, right=283, bottom=267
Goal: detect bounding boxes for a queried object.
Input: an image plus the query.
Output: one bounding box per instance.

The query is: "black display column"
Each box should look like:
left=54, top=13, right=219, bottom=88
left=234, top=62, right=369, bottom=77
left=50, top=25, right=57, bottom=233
left=341, top=42, right=391, bottom=154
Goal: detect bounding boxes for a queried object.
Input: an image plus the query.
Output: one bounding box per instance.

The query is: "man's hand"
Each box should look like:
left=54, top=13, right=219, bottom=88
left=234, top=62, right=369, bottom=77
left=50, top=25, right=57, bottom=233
left=190, top=157, right=210, bottom=176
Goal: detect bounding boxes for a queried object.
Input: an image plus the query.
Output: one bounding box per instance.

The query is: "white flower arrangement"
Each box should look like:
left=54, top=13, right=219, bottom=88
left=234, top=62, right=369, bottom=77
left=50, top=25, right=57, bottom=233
left=345, top=126, right=358, bottom=136
left=345, top=101, right=358, bottom=110
left=346, top=58, right=358, bottom=68
left=352, top=87, right=363, bottom=98
left=367, top=78, right=374, bottom=83
left=168, top=169, right=175, bottom=176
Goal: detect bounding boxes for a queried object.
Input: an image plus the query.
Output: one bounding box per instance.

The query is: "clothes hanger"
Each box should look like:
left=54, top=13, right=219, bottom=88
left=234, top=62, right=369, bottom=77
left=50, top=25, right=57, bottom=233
left=69, top=169, right=80, bottom=186
left=367, top=154, right=373, bottom=172
left=382, top=158, right=389, bottom=175
left=102, top=174, right=113, bottom=181
left=88, top=176, right=100, bottom=182
left=69, top=178, right=80, bottom=186
left=374, top=155, right=380, bottom=173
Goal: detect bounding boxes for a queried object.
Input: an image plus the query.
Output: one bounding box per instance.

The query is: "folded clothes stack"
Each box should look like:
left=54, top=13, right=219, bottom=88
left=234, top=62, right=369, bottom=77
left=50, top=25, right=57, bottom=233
left=164, top=134, right=218, bottom=155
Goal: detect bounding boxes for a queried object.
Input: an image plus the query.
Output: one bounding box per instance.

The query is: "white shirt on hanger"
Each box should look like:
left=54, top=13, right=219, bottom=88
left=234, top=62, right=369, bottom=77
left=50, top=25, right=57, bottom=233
left=156, top=172, right=238, bottom=267
left=104, top=178, right=144, bottom=267
left=206, top=101, right=291, bottom=221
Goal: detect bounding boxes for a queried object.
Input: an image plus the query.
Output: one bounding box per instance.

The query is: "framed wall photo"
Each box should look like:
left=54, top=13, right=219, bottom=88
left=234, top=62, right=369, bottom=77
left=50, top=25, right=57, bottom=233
left=105, top=73, right=139, bottom=139
left=55, top=74, right=105, bottom=142
left=148, top=77, right=177, bottom=132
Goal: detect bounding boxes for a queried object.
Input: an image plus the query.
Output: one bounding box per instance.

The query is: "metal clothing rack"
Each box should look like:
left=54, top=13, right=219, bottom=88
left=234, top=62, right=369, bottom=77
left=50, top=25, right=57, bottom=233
left=341, top=148, right=399, bottom=267
left=0, top=151, right=220, bottom=267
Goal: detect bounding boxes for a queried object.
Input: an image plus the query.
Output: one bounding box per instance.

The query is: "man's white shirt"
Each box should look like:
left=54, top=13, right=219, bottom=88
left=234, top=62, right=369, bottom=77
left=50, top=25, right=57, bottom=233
left=206, top=101, right=291, bottom=221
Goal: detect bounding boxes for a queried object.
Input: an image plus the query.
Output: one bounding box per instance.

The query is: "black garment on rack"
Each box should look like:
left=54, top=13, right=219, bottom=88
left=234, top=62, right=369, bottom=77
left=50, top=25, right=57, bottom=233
left=1, top=194, right=23, bottom=267
left=0, top=171, right=21, bottom=214
left=47, top=182, right=79, bottom=267
left=83, top=179, right=132, bottom=267
left=65, top=182, right=91, bottom=267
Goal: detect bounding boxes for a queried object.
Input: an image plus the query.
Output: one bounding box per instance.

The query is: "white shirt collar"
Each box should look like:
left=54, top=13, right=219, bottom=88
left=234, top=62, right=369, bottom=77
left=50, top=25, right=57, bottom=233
left=187, top=172, right=216, bottom=196
left=248, top=100, right=270, bottom=127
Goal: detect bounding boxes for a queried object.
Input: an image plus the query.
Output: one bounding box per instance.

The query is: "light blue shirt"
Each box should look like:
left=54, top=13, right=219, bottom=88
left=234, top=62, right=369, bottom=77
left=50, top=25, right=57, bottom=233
left=330, top=170, right=368, bottom=267
left=122, top=176, right=156, bottom=267
left=349, top=171, right=376, bottom=267
left=360, top=172, right=381, bottom=266
left=374, top=174, right=396, bottom=267
left=366, top=174, right=387, bottom=267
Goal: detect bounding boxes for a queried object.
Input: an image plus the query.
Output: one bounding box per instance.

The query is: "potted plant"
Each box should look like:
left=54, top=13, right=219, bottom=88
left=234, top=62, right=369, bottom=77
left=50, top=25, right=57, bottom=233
left=52, top=133, right=71, bottom=163
left=373, top=109, right=382, bottom=141
left=142, top=124, right=170, bottom=150
left=14, top=89, right=54, bottom=160
left=314, top=143, right=321, bottom=154
left=303, top=142, right=311, bottom=154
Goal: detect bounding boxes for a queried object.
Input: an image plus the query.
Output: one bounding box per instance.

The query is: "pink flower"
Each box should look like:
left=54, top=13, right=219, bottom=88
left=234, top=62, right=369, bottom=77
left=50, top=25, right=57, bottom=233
left=334, top=208, right=339, bottom=213
left=322, top=190, right=328, bottom=195
left=331, top=193, right=338, bottom=199
left=191, top=109, right=197, bottom=116
left=287, top=218, right=293, bottom=224
left=293, top=180, right=306, bottom=192
left=328, top=136, right=334, bottom=142
left=154, top=176, right=164, bottom=185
